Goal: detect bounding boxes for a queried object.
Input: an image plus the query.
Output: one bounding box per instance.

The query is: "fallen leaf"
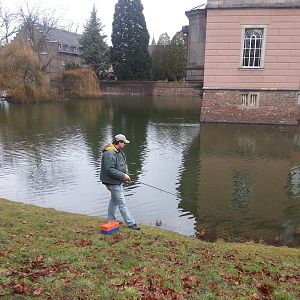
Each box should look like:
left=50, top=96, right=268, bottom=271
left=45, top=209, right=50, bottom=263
left=0, top=251, right=11, bottom=257
left=224, top=254, right=236, bottom=261
left=251, top=292, right=261, bottom=300
left=256, top=282, right=273, bottom=296
left=74, top=239, right=92, bottom=247
left=9, top=280, right=32, bottom=294
left=32, top=256, right=46, bottom=267
left=33, top=287, right=44, bottom=296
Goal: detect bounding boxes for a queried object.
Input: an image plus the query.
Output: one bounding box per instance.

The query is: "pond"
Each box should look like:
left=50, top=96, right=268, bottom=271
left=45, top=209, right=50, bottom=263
left=0, top=96, right=300, bottom=247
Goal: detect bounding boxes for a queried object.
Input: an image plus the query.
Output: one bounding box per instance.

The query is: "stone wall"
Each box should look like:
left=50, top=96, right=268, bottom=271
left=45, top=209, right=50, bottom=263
left=100, top=81, right=202, bottom=97
left=185, top=8, right=207, bottom=83
left=201, top=89, right=300, bottom=125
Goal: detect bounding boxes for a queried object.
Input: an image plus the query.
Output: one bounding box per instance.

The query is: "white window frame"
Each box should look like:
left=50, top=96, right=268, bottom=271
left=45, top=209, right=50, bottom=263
left=240, top=25, right=267, bottom=69
left=240, top=92, right=259, bottom=108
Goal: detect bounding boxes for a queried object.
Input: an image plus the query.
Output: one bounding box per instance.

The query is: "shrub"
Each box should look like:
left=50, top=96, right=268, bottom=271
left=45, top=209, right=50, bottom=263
left=0, top=42, right=49, bottom=102
left=62, top=68, right=101, bottom=98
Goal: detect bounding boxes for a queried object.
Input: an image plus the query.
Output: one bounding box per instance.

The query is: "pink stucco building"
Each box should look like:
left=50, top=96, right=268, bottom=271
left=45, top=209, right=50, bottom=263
left=186, top=0, right=300, bottom=125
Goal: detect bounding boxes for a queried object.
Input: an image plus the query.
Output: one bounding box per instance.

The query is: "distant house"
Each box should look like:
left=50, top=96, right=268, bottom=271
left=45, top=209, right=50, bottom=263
left=14, top=23, right=83, bottom=80
left=185, top=0, right=300, bottom=125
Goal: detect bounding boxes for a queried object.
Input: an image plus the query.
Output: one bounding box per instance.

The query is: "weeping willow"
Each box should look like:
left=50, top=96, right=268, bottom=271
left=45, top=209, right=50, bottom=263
left=0, top=41, right=49, bottom=102
left=62, top=68, right=101, bottom=98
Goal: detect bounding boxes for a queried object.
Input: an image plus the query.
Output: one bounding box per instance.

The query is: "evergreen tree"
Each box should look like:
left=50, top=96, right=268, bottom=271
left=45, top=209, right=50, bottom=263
left=79, top=5, right=109, bottom=79
left=151, top=45, right=166, bottom=81
left=111, top=0, right=151, bottom=80
left=151, top=33, right=170, bottom=81
left=165, top=31, right=187, bottom=81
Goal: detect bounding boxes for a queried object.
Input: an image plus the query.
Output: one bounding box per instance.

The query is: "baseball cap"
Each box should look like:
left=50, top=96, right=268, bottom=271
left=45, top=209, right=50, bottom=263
left=114, top=134, right=130, bottom=144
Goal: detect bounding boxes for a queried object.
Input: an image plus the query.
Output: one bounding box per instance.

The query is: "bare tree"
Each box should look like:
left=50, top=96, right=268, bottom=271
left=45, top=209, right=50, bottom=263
left=157, top=33, right=171, bottom=45
left=60, top=21, right=80, bottom=33
left=0, top=3, right=19, bottom=45
left=17, top=2, right=61, bottom=70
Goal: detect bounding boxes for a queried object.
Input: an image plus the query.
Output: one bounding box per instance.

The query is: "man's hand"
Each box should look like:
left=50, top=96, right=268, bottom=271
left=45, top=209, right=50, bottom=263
left=123, top=174, right=131, bottom=182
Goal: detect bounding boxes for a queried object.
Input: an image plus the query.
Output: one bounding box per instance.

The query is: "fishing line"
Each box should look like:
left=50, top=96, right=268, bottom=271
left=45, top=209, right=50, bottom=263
left=137, top=180, right=232, bottom=217
left=138, top=181, right=178, bottom=197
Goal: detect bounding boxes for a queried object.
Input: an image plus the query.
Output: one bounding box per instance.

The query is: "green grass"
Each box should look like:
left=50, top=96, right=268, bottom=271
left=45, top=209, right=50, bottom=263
left=0, top=198, right=299, bottom=299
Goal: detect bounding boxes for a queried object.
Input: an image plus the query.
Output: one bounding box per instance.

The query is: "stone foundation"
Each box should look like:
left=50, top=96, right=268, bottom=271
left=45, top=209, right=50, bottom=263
left=201, top=89, right=300, bottom=125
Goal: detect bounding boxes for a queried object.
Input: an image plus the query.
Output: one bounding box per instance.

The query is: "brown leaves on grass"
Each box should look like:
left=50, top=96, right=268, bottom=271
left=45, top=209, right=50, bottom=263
left=113, top=275, right=185, bottom=300
left=234, top=263, right=300, bottom=285
left=223, top=254, right=236, bottom=261
left=7, top=280, right=45, bottom=296
left=219, top=272, right=241, bottom=286
left=7, top=258, right=83, bottom=281
left=282, top=274, right=300, bottom=285
left=112, top=267, right=201, bottom=299
left=133, top=266, right=150, bottom=274
left=234, top=263, right=300, bottom=298
left=8, top=280, right=32, bottom=294
left=256, top=282, right=274, bottom=296
left=199, top=250, right=215, bottom=264
left=4, top=256, right=84, bottom=296
left=0, top=250, right=12, bottom=257
left=180, top=275, right=201, bottom=291
left=74, top=239, right=92, bottom=247
left=99, top=233, right=125, bottom=245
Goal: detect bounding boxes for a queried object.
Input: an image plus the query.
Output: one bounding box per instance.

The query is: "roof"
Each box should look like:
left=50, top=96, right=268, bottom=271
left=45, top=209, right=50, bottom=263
left=185, top=3, right=206, bottom=16
left=46, top=27, right=81, bottom=47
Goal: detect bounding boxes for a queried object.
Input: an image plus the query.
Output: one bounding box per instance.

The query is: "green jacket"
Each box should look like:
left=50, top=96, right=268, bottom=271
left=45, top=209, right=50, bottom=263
left=100, top=143, right=128, bottom=185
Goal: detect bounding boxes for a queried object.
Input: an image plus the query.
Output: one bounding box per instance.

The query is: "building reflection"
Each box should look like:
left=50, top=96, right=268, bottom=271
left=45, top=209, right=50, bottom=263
left=178, top=123, right=300, bottom=246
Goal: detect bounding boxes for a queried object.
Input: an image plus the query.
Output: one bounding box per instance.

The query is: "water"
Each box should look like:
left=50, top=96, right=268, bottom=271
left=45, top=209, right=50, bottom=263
left=0, top=96, right=299, bottom=247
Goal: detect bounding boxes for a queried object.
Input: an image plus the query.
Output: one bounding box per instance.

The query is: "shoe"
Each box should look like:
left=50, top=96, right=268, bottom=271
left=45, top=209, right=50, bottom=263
left=128, top=224, right=140, bottom=230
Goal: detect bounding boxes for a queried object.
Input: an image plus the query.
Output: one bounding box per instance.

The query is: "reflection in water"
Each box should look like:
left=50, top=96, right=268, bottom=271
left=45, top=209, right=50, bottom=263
left=181, top=123, right=300, bottom=246
left=231, top=170, right=251, bottom=209
left=1, top=97, right=300, bottom=246
left=289, top=166, right=300, bottom=198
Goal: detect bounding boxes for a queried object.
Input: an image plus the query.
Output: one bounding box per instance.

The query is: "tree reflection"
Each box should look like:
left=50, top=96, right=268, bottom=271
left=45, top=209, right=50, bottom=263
left=231, top=170, right=252, bottom=209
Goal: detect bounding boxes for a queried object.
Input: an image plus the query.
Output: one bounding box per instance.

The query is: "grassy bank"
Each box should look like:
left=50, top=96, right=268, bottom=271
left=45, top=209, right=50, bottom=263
left=0, top=199, right=299, bottom=299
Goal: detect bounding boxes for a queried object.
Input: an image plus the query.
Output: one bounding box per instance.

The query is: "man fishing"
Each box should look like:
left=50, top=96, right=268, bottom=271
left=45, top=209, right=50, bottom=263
left=100, top=134, right=140, bottom=230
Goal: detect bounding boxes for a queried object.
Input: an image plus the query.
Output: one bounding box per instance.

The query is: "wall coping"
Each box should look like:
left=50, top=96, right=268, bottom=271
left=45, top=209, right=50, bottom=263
left=203, top=87, right=300, bottom=91
left=100, top=81, right=202, bottom=87
left=185, top=8, right=207, bottom=17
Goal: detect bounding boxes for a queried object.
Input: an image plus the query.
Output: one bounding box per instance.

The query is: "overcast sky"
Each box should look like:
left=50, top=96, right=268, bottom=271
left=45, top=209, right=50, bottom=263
left=1, top=0, right=206, bottom=44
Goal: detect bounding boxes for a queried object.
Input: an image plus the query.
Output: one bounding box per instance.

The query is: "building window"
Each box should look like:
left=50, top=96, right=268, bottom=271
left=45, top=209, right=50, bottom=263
left=241, top=27, right=266, bottom=68
left=62, top=60, right=65, bottom=66
left=58, top=44, right=61, bottom=49
left=240, top=93, right=259, bottom=107
left=241, top=94, right=248, bottom=106
left=249, top=94, right=258, bottom=106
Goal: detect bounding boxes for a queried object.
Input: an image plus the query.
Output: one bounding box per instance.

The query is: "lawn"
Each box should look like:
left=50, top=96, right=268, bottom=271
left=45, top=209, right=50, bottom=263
left=0, top=198, right=299, bottom=299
